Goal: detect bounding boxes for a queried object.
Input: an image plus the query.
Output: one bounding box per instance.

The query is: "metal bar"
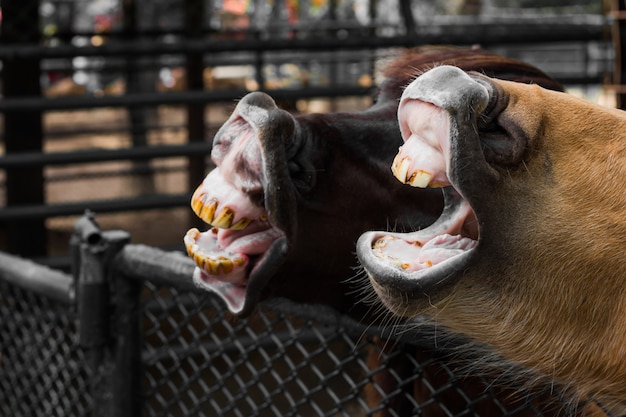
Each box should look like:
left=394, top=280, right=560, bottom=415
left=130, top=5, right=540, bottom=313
left=0, top=71, right=603, bottom=114
left=0, top=251, right=74, bottom=304
left=38, top=42, right=377, bottom=74
left=399, top=0, right=416, bottom=35
left=74, top=214, right=132, bottom=417
left=45, top=164, right=189, bottom=183
left=0, top=20, right=609, bottom=60
left=0, top=193, right=192, bottom=221
left=76, top=221, right=143, bottom=417
left=0, top=85, right=373, bottom=111
left=112, top=244, right=197, bottom=292
left=111, top=270, right=143, bottom=417
left=611, top=0, right=622, bottom=93
left=76, top=235, right=111, bottom=352
left=1, top=0, right=47, bottom=257
left=0, top=143, right=211, bottom=168
left=185, top=0, right=207, bottom=213
left=42, top=123, right=188, bottom=140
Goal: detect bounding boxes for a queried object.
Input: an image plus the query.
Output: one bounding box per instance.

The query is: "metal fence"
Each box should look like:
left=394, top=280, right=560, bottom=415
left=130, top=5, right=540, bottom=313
left=0, top=214, right=612, bottom=417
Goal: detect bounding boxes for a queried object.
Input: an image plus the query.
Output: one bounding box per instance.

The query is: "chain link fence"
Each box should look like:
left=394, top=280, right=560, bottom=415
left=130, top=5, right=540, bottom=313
left=0, top=269, right=92, bottom=417
left=0, top=216, right=612, bottom=417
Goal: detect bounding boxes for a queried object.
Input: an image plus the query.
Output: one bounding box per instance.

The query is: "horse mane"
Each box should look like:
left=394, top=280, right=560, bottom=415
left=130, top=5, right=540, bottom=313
left=377, top=45, right=564, bottom=102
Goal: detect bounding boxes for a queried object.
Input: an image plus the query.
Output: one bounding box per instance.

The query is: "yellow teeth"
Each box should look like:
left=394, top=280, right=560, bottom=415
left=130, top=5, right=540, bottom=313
left=231, top=217, right=252, bottom=230
left=218, top=256, right=234, bottom=274
left=200, top=257, right=219, bottom=275
left=400, top=262, right=411, bottom=269
left=191, top=194, right=204, bottom=216
left=212, top=207, right=235, bottom=228
left=185, top=228, right=201, bottom=251
left=391, top=156, right=411, bottom=184
left=408, top=170, right=433, bottom=188
left=191, top=192, right=218, bottom=224
left=391, top=155, right=433, bottom=188
left=191, top=192, right=254, bottom=230
left=200, top=199, right=218, bottom=223
left=373, top=236, right=392, bottom=250
left=196, top=255, right=246, bottom=275
left=184, top=228, right=247, bottom=275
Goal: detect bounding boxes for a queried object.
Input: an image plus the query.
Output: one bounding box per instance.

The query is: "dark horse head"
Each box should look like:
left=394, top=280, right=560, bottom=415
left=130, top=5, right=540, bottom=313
left=184, top=45, right=563, bottom=317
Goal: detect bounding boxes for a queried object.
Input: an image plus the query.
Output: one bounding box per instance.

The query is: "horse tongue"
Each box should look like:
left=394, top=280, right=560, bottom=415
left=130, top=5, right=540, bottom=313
left=372, top=231, right=478, bottom=272
left=216, top=225, right=283, bottom=255
left=417, top=234, right=477, bottom=266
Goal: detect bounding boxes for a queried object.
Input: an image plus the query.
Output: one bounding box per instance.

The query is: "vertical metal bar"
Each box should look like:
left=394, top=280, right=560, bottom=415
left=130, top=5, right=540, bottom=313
left=76, top=225, right=112, bottom=417
left=399, top=0, right=416, bottom=36
left=110, top=241, right=142, bottom=417
left=185, top=0, right=208, bottom=232
left=613, top=0, right=626, bottom=109
left=185, top=0, right=208, bottom=190
left=123, top=0, right=156, bottom=193
left=0, top=0, right=47, bottom=257
left=74, top=214, right=132, bottom=416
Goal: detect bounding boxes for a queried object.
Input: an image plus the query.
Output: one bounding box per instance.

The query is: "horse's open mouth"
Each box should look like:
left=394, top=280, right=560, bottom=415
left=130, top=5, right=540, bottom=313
left=183, top=91, right=297, bottom=315
left=184, top=164, right=284, bottom=314
left=357, top=96, right=481, bottom=298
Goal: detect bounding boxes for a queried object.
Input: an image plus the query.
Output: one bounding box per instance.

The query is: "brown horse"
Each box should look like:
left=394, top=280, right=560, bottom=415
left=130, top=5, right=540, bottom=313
left=358, top=65, right=626, bottom=415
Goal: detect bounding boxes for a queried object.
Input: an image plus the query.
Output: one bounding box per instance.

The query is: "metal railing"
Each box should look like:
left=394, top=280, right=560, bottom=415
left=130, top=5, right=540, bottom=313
left=0, top=213, right=611, bottom=417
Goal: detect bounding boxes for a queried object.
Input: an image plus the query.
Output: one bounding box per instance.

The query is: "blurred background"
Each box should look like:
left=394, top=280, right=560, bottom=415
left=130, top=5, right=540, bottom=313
left=0, top=0, right=617, bottom=268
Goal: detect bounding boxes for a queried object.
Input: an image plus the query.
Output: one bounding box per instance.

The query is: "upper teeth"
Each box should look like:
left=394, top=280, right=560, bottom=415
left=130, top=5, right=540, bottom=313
left=212, top=207, right=235, bottom=228
left=191, top=190, right=255, bottom=230
left=391, top=154, right=433, bottom=188
left=408, top=170, right=433, bottom=188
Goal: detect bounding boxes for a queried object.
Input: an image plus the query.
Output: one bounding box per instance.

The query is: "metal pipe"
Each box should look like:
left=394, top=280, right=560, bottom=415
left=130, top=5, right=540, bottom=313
left=112, top=244, right=197, bottom=292
left=0, top=85, right=373, bottom=111
left=0, top=251, right=74, bottom=304
left=0, top=20, right=609, bottom=60
left=0, top=141, right=211, bottom=168
left=0, top=193, right=192, bottom=220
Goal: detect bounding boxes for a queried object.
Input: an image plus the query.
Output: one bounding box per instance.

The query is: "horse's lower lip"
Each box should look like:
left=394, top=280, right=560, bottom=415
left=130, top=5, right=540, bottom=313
left=192, top=268, right=248, bottom=314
